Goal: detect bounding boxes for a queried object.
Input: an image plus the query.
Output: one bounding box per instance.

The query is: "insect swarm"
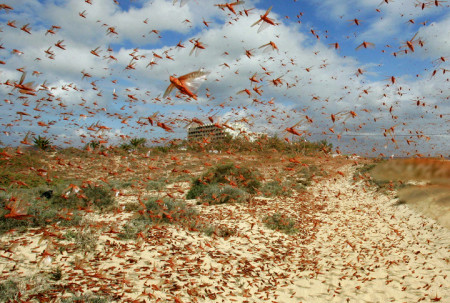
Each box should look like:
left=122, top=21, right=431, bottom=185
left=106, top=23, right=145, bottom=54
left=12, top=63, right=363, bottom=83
left=0, top=0, right=448, bottom=302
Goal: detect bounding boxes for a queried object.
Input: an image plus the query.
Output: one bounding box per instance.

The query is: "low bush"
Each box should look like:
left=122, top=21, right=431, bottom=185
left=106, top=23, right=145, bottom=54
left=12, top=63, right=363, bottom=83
left=0, top=151, right=50, bottom=188
left=0, top=279, right=20, bottom=302
left=60, top=294, right=111, bottom=303
left=186, top=162, right=261, bottom=200
left=0, top=193, right=83, bottom=235
left=263, top=212, right=298, bottom=234
left=63, top=228, right=98, bottom=251
left=261, top=180, right=295, bottom=197
left=146, top=180, right=166, bottom=191
left=50, top=183, right=116, bottom=210
left=33, top=136, right=52, bottom=151
left=119, top=197, right=197, bottom=239
left=199, top=185, right=249, bottom=205
left=353, top=163, right=376, bottom=180
left=0, top=183, right=115, bottom=235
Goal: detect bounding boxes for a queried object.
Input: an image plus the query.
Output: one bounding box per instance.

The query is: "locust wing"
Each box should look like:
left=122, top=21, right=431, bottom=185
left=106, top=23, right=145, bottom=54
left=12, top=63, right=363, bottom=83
left=163, top=83, right=175, bottom=98
left=179, top=70, right=209, bottom=93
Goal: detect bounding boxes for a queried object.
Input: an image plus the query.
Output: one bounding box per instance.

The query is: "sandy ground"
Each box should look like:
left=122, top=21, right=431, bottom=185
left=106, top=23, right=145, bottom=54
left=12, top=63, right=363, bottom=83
left=0, top=163, right=449, bottom=302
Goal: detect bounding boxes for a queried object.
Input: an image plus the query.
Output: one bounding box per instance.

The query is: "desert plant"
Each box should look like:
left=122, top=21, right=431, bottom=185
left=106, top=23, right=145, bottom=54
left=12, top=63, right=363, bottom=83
left=317, top=139, right=333, bottom=153
left=130, top=137, right=146, bottom=148
left=151, top=145, right=171, bottom=154
left=119, top=143, right=132, bottom=152
left=0, top=279, right=20, bottom=302
left=0, top=151, right=49, bottom=187
left=146, top=180, right=166, bottom=191
left=60, top=294, right=111, bottom=303
left=353, top=163, right=376, bottom=179
left=214, top=225, right=236, bottom=237
left=119, top=219, right=148, bottom=240
left=0, top=190, right=85, bottom=235
left=186, top=162, right=261, bottom=200
left=50, top=267, right=63, bottom=281
left=33, top=136, right=52, bottom=151
left=109, top=179, right=135, bottom=189
left=261, top=181, right=293, bottom=197
left=51, top=183, right=116, bottom=210
left=85, top=140, right=103, bottom=150
left=0, top=183, right=115, bottom=235
left=119, top=197, right=197, bottom=239
left=199, top=184, right=249, bottom=205
left=63, top=228, right=98, bottom=251
left=143, top=197, right=196, bottom=223
left=263, top=212, right=298, bottom=234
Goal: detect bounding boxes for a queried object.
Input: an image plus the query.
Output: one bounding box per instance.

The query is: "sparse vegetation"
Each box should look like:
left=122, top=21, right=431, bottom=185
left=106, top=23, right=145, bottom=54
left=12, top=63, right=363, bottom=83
left=353, top=163, right=407, bottom=193
left=0, top=150, right=50, bottom=188
left=33, top=136, right=52, bottom=151
left=120, top=138, right=147, bottom=152
left=119, top=197, right=197, bottom=239
left=151, top=145, right=172, bottom=154
left=63, top=228, right=98, bottom=251
left=263, top=212, right=299, bottom=234
left=353, top=163, right=376, bottom=180
left=129, top=138, right=146, bottom=148
left=199, top=184, right=249, bottom=205
left=186, top=162, right=261, bottom=201
left=50, top=267, right=63, bottom=281
left=180, top=134, right=333, bottom=155
left=50, top=183, right=116, bottom=210
left=0, top=279, right=20, bottom=302
left=60, top=294, right=112, bottom=303
left=119, top=143, right=133, bottom=152
left=85, top=140, right=103, bottom=150
left=261, top=180, right=293, bottom=197
left=146, top=179, right=166, bottom=191
left=0, top=183, right=115, bottom=235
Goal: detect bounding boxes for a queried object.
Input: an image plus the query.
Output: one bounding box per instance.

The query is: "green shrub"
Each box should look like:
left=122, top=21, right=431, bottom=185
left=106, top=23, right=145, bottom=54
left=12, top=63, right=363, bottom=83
left=199, top=185, right=249, bottom=205
left=0, top=183, right=114, bottom=235
left=146, top=180, right=166, bottom=191
left=109, top=179, right=135, bottom=189
left=214, top=225, right=236, bottom=237
left=33, top=136, right=52, bottom=151
left=263, top=212, right=298, bottom=234
left=261, top=181, right=294, bottom=197
left=0, top=191, right=83, bottom=235
left=119, top=143, right=132, bottom=152
left=0, top=279, right=20, bottom=302
left=50, top=267, right=63, bottom=281
left=143, top=197, right=196, bottom=223
left=85, top=140, right=103, bottom=150
left=151, top=146, right=171, bottom=154
left=186, top=162, right=261, bottom=199
left=186, top=181, right=208, bottom=199
left=119, top=197, right=197, bottom=239
left=353, top=164, right=376, bottom=179
left=0, top=151, right=49, bottom=187
left=63, top=228, right=98, bottom=251
left=119, top=220, right=148, bottom=240
left=60, top=294, right=111, bottom=303
left=51, top=184, right=116, bottom=210
left=130, top=138, right=146, bottom=148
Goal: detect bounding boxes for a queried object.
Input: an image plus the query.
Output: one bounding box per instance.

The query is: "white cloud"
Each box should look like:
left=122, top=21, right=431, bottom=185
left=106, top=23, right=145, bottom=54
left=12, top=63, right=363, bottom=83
left=0, top=0, right=448, bottom=156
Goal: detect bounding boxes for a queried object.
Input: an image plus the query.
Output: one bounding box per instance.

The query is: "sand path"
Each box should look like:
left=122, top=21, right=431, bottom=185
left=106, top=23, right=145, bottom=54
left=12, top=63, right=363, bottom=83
left=286, top=169, right=450, bottom=302
left=289, top=165, right=450, bottom=302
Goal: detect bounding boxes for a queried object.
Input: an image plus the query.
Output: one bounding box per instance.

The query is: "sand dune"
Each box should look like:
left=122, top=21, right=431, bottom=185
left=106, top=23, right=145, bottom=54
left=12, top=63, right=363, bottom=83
left=1, top=161, right=449, bottom=302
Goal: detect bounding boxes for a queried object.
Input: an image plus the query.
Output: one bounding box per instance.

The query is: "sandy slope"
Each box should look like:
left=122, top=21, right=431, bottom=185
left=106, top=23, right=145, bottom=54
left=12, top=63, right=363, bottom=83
left=296, top=166, right=450, bottom=302
left=0, top=164, right=449, bottom=302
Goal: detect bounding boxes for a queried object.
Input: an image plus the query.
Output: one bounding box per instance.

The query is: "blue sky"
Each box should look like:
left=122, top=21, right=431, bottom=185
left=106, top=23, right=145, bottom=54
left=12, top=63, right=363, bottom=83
left=0, top=0, right=449, bottom=157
